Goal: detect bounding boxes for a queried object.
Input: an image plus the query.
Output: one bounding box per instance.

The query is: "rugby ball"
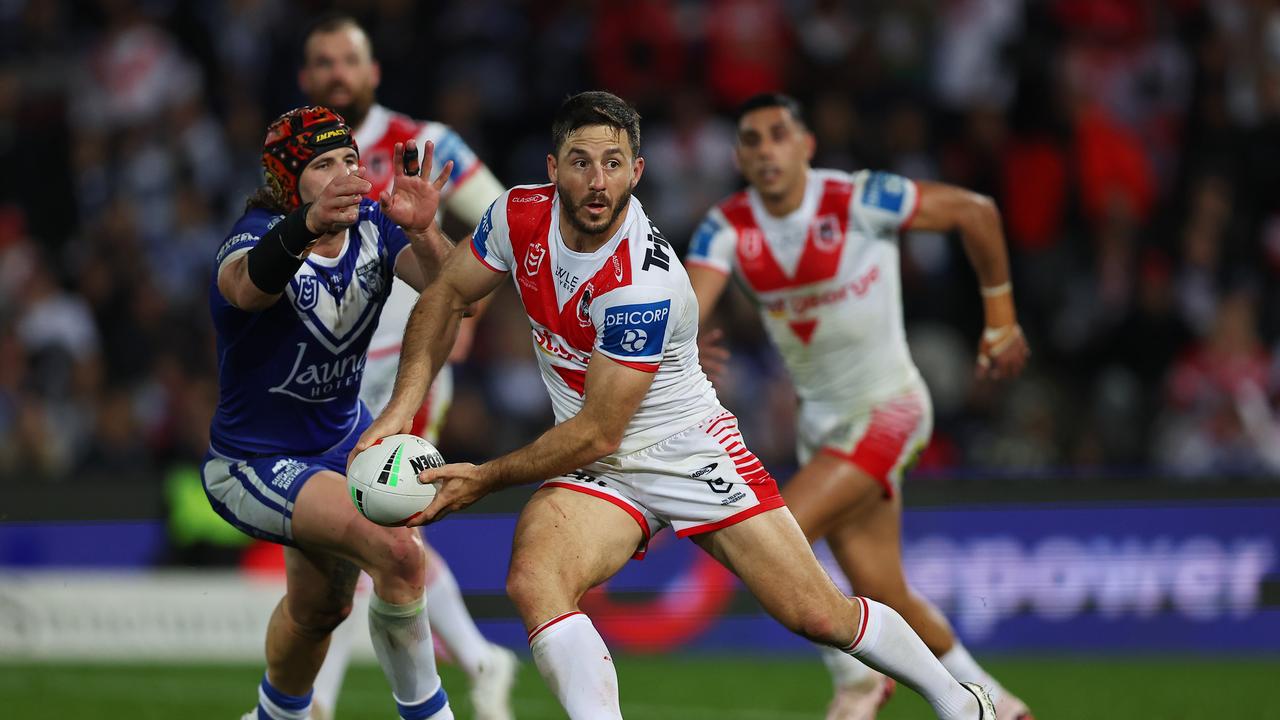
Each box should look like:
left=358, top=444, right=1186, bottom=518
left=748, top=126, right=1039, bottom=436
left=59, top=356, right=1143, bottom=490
left=347, top=434, right=444, bottom=526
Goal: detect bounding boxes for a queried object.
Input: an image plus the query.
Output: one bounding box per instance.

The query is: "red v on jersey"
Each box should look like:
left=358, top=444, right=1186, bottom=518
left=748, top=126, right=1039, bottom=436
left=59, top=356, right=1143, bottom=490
left=505, top=186, right=635, bottom=395
left=720, top=178, right=854, bottom=343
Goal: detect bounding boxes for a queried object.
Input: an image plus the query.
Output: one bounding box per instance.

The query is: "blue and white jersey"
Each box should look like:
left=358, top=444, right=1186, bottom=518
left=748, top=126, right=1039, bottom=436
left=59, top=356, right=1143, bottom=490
left=208, top=200, right=410, bottom=458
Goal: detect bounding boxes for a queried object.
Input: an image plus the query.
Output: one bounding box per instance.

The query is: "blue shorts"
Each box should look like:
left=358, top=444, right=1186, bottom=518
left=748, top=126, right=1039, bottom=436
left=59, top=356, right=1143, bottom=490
left=201, top=446, right=350, bottom=546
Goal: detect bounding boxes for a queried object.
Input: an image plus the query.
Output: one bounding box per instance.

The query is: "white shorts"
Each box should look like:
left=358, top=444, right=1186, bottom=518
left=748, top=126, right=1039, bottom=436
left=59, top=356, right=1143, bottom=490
left=361, top=350, right=453, bottom=444
left=796, top=383, right=933, bottom=498
left=542, top=408, right=784, bottom=559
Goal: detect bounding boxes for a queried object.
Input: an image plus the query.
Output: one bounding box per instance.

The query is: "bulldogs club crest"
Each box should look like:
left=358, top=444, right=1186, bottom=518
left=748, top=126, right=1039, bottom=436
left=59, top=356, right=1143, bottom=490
left=295, top=275, right=319, bottom=310
left=525, top=242, right=547, bottom=275
left=356, top=259, right=385, bottom=299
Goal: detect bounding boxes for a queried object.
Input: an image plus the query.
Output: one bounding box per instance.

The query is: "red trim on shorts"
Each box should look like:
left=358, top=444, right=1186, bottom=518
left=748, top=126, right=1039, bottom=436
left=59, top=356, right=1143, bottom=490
left=674, top=494, right=785, bottom=538
left=820, top=396, right=925, bottom=499
left=527, top=610, right=583, bottom=642
left=367, top=343, right=402, bottom=360
left=542, top=481, right=650, bottom=560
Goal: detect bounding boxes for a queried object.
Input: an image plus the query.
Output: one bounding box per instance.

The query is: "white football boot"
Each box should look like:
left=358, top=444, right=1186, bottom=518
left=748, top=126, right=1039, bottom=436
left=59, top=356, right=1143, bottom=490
left=961, top=682, right=997, bottom=720
left=470, top=643, right=518, bottom=720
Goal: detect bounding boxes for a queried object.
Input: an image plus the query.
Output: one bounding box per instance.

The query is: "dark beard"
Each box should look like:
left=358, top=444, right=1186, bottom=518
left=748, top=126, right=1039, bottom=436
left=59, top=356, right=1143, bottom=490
left=558, top=184, right=632, bottom=238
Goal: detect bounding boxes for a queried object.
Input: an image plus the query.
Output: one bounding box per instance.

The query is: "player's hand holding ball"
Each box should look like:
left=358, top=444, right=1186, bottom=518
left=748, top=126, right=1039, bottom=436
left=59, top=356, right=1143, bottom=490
left=408, top=461, right=500, bottom=527
left=346, top=434, right=444, bottom=526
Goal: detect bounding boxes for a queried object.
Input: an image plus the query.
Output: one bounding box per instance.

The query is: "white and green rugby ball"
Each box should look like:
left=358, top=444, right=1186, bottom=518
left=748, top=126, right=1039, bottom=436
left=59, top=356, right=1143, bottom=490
left=347, top=434, right=444, bottom=526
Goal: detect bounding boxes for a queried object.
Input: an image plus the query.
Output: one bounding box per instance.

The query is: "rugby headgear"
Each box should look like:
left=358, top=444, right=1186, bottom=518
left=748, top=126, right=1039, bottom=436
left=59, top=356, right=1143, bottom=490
left=262, top=105, right=359, bottom=212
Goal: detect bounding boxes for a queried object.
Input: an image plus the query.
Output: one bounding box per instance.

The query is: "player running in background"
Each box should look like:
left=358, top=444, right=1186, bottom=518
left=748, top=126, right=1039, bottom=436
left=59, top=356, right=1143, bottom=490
left=354, top=91, right=997, bottom=720
left=297, top=15, right=515, bottom=720
left=686, top=93, right=1033, bottom=720
left=205, top=106, right=455, bottom=720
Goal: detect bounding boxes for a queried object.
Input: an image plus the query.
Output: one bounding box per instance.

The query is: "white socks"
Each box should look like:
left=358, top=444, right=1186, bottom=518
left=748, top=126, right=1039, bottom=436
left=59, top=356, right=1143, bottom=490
left=940, top=643, right=1005, bottom=704
left=256, top=675, right=311, bottom=720
left=424, top=552, right=492, bottom=679
left=818, top=642, right=878, bottom=688
left=528, top=611, right=622, bottom=720
left=368, top=593, right=453, bottom=720
left=843, top=597, right=977, bottom=720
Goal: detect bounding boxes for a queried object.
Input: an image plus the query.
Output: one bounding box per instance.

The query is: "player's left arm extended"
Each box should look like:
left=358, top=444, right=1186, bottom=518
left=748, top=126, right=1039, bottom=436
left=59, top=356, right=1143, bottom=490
left=411, top=354, right=654, bottom=524
left=907, top=181, right=1029, bottom=379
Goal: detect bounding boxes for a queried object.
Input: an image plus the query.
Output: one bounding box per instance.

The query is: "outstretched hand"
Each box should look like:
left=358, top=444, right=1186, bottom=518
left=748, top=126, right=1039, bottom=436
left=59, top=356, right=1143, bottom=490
left=307, top=168, right=372, bottom=235
left=380, top=140, right=453, bottom=233
left=406, top=462, right=499, bottom=526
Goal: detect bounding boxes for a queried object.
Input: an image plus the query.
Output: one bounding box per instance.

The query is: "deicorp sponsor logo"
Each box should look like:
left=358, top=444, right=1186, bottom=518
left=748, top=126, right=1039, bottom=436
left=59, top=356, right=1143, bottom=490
left=601, top=300, right=670, bottom=358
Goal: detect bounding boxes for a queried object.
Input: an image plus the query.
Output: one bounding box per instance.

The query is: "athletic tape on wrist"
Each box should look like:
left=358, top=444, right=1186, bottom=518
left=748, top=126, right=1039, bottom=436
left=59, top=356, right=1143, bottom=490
left=980, top=282, right=1012, bottom=298
left=245, top=204, right=320, bottom=295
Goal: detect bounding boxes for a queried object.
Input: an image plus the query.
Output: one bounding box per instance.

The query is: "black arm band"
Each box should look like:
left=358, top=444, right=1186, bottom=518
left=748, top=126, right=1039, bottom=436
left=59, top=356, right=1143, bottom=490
left=245, top=204, right=320, bottom=295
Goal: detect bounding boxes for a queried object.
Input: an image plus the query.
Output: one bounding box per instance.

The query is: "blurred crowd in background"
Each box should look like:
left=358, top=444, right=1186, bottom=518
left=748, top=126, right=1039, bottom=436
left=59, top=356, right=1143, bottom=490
left=3, top=0, right=1280, bottom=493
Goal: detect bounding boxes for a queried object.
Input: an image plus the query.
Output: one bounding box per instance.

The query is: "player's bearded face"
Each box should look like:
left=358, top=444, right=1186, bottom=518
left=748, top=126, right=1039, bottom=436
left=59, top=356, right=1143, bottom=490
left=302, top=29, right=378, bottom=126
left=298, top=147, right=360, bottom=213
left=553, top=126, right=641, bottom=237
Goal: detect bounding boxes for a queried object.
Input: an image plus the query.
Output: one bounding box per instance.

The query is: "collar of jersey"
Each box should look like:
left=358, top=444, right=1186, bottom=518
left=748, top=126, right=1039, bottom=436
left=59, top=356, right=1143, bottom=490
left=747, top=168, right=822, bottom=230
left=305, top=228, right=352, bottom=269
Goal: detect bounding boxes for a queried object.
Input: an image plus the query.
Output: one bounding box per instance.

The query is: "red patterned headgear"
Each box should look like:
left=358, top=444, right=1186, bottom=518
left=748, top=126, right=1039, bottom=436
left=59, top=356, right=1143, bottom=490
left=262, top=106, right=359, bottom=212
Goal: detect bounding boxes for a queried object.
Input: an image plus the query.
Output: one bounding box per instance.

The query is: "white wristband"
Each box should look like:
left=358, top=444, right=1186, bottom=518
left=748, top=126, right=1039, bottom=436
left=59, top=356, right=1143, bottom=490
left=980, top=282, right=1012, bottom=298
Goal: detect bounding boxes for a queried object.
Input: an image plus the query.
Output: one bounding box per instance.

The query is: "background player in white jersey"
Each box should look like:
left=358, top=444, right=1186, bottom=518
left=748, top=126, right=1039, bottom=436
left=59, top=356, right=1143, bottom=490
left=686, top=93, right=1033, bottom=720
left=206, top=106, right=455, bottom=720
left=353, top=91, right=996, bottom=720
left=296, top=14, right=514, bottom=720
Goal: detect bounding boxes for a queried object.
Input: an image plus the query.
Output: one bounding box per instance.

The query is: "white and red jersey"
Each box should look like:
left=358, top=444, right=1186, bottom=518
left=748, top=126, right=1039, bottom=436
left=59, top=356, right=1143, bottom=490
left=687, top=168, right=925, bottom=415
left=471, top=185, right=719, bottom=456
left=354, top=103, right=484, bottom=202
left=355, top=104, right=504, bottom=420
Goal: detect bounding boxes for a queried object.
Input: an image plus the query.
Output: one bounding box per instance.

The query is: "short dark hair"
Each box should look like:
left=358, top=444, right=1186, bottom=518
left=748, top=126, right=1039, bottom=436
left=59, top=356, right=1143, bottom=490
left=551, top=91, right=641, bottom=158
left=735, top=93, right=806, bottom=128
left=300, top=13, right=366, bottom=63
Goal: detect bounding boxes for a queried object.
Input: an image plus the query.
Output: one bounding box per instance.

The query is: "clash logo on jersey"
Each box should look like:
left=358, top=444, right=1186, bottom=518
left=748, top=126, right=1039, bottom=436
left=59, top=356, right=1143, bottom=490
left=813, top=215, right=842, bottom=252
left=295, top=275, right=319, bottom=311
left=602, top=300, right=670, bottom=358
left=525, top=242, right=547, bottom=275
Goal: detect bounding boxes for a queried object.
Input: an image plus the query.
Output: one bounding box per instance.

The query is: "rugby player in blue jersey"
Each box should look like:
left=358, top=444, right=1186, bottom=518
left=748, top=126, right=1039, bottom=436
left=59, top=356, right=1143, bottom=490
left=203, top=106, right=456, bottom=720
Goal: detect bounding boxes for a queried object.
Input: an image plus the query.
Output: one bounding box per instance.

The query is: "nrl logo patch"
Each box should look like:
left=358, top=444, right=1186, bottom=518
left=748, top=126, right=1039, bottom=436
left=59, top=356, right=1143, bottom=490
left=295, top=275, right=319, bottom=310
left=525, top=242, right=547, bottom=275
left=356, top=260, right=385, bottom=299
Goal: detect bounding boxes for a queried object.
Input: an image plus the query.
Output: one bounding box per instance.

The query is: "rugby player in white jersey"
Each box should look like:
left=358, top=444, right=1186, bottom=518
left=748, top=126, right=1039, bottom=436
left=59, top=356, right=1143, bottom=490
left=207, top=106, right=455, bottom=720
left=297, top=15, right=514, bottom=720
left=353, top=91, right=997, bottom=720
left=686, top=93, right=1033, bottom=720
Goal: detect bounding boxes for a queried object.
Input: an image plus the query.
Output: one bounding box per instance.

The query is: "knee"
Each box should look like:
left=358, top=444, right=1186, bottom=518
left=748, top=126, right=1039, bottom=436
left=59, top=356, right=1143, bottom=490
left=780, top=602, right=844, bottom=646
left=506, top=559, right=571, bottom=621
left=369, top=529, right=426, bottom=585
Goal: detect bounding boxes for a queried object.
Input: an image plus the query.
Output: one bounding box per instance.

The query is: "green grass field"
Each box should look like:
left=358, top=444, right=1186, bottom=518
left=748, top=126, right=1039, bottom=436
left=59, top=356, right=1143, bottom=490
left=4, top=655, right=1278, bottom=719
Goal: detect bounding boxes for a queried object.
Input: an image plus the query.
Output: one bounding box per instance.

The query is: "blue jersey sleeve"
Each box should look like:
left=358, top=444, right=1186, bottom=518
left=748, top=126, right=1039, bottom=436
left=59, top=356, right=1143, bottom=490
left=370, top=201, right=411, bottom=273
left=215, top=208, right=282, bottom=272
